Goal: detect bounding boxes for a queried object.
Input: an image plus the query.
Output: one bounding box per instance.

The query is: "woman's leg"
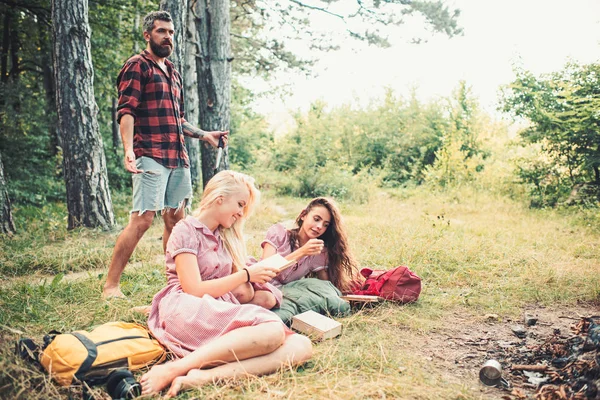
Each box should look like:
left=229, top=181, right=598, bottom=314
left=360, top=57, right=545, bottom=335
left=140, top=322, right=286, bottom=395
left=249, top=290, right=277, bottom=309
left=166, top=334, right=313, bottom=398
left=231, top=282, right=255, bottom=304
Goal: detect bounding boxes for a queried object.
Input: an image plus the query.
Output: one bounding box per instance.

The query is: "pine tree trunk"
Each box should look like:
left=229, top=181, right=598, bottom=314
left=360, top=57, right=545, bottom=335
left=111, top=97, right=120, bottom=154
left=160, top=0, right=200, bottom=189
left=52, top=0, right=115, bottom=230
left=194, top=0, right=231, bottom=187
left=0, top=153, right=15, bottom=235
left=184, top=0, right=201, bottom=189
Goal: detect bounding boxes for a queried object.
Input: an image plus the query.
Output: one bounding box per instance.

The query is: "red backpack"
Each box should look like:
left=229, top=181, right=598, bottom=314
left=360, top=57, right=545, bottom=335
left=352, top=266, right=422, bottom=303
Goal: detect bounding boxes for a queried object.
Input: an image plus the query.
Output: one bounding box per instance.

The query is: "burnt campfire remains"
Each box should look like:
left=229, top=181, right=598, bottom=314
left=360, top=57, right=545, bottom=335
left=488, top=316, right=600, bottom=400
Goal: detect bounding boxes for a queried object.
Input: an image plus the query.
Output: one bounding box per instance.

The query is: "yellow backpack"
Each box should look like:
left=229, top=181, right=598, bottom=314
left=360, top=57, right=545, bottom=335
left=38, top=321, right=166, bottom=387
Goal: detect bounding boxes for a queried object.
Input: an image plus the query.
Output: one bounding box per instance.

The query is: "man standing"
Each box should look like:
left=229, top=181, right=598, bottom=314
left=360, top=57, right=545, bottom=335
left=103, top=11, right=227, bottom=298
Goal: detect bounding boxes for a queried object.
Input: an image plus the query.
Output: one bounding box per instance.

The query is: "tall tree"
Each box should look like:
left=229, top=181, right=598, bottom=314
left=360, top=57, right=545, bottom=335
left=51, top=0, right=115, bottom=229
left=160, top=0, right=201, bottom=188
left=194, top=0, right=231, bottom=186
left=0, top=152, right=15, bottom=235
left=184, top=0, right=202, bottom=188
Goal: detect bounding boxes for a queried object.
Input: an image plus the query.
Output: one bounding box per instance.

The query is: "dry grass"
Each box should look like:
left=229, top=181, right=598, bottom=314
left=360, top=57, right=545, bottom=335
left=0, top=186, right=599, bottom=399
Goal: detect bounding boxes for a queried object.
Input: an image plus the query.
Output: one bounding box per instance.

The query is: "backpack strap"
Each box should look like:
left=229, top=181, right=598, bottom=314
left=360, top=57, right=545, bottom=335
left=42, top=330, right=62, bottom=349
left=16, top=338, right=42, bottom=368
left=71, top=332, right=98, bottom=381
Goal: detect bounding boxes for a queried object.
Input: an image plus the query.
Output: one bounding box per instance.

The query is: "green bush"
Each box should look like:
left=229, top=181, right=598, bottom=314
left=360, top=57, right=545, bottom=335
left=514, top=151, right=572, bottom=208
left=270, top=162, right=370, bottom=203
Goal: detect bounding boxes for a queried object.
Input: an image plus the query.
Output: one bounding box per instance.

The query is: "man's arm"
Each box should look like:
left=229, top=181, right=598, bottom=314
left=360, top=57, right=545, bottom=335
left=120, top=114, right=142, bottom=173
left=182, top=121, right=228, bottom=148
left=116, top=59, right=144, bottom=174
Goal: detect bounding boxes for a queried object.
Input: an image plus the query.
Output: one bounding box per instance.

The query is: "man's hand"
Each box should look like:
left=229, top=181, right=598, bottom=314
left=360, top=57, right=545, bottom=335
left=203, top=130, right=229, bottom=148
left=124, top=149, right=142, bottom=173
left=181, top=121, right=228, bottom=147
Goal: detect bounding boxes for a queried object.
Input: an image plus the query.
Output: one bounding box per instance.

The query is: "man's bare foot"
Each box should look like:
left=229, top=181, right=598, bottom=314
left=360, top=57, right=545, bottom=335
left=102, top=286, right=126, bottom=300
left=166, top=369, right=210, bottom=398
left=130, top=305, right=151, bottom=316
left=140, top=363, right=180, bottom=396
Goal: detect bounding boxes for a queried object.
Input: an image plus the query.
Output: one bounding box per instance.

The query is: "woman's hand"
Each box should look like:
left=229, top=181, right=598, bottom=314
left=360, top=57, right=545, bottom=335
left=299, top=238, right=324, bottom=257
left=245, top=264, right=279, bottom=284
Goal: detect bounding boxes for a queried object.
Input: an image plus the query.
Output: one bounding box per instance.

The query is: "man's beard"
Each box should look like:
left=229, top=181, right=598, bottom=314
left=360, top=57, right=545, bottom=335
left=149, top=38, right=173, bottom=58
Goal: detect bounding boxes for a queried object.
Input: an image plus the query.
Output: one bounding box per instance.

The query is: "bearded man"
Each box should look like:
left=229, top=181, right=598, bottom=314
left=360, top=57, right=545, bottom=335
left=103, top=11, right=228, bottom=299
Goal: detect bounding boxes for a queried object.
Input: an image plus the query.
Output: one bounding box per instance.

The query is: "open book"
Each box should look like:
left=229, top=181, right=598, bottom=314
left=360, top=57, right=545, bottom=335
left=253, top=253, right=296, bottom=273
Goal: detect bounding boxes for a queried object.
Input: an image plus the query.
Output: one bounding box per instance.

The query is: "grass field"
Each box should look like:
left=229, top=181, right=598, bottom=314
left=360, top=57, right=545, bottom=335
left=1, top=185, right=599, bottom=399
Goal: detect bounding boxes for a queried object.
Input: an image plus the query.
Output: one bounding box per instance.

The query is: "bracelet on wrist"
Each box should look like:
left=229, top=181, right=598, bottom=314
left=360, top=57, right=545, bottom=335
left=243, top=268, right=250, bottom=283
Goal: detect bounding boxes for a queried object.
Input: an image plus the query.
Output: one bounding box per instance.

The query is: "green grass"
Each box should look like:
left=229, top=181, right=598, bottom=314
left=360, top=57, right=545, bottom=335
left=0, top=185, right=599, bottom=399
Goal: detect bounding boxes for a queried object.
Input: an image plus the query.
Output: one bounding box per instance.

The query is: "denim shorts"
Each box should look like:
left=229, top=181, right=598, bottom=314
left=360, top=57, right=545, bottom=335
left=131, top=157, right=192, bottom=215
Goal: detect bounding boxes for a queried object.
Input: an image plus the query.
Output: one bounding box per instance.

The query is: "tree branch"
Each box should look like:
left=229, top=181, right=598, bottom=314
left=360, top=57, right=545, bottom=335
left=288, top=0, right=346, bottom=20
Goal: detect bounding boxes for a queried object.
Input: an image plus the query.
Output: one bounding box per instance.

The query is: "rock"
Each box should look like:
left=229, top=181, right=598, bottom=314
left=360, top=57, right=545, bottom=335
left=524, top=313, right=538, bottom=326
left=511, top=325, right=527, bottom=339
left=484, top=314, right=500, bottom=322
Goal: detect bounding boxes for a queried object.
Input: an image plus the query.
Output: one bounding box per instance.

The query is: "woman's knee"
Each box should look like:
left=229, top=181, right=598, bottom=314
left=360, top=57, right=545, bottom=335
left=251, top=291, right=277, bottom=309
left=231, top=284, right=254, bottom=304
left=287, top=334, right=313, bottom=363
left=259, top=322, right=286, bottom=352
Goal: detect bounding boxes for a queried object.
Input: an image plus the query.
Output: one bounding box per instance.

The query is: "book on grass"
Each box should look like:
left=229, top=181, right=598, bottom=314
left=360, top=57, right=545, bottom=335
left=340, top=294, right=382, bottom=303
left=253, top=253, right=296, bottom=273
left=291, top=310, right=342, bottom=341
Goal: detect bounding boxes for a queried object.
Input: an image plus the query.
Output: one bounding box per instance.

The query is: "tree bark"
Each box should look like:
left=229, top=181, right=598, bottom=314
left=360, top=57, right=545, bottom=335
left=184, top=0, right=201, bottom=188
left=160, top=0, right=200, bottom=189
left=51, top=0, right=115, bottom=230
left=194, top=0, right=231, bottom=187
left=111, top=97, right=120, bottom=154
left=0, top=152, right=15, bottom=235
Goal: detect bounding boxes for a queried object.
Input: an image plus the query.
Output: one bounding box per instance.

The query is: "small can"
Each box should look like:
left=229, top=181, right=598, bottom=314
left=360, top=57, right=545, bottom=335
left=479, top=359, right=510, bottom=389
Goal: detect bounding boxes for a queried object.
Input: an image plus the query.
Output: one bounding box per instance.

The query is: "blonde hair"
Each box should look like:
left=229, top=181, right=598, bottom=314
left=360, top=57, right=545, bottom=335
left=194, top=171, right=260, bottom=272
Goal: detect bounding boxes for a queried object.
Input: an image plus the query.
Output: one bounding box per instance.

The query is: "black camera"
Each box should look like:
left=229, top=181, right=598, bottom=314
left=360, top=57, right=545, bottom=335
left=105, top=369, right=142, bottom=400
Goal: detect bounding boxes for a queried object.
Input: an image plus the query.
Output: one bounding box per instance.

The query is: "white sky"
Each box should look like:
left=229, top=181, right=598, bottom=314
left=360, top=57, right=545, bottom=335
left=247, top=0, right=600, bottom=134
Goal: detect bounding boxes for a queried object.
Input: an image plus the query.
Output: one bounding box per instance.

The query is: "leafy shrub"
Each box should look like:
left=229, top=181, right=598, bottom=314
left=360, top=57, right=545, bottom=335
left=500, top=62, right=600, bottom=208
left=424, top=140, right=485, bottom=188
left=514, top=153, right=572, bottom=208
left=272, top=162, right=370, bottom=203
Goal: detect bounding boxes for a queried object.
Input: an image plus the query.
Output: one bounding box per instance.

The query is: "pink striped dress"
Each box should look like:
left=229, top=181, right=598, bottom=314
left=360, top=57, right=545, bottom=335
left=147, top=216, right=286, bottom=358
left=261, top=223, right=329, bottom=287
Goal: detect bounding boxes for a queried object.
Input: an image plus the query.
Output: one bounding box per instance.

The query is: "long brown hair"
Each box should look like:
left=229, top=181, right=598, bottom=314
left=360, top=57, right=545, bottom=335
left=288, top=197, right=358, bottom=292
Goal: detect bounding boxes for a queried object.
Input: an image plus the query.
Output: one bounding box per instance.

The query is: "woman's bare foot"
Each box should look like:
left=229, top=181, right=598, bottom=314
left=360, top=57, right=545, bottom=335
left=165, top=369, right=210, bottom=398
left=140, top=363, right=180, bottom=395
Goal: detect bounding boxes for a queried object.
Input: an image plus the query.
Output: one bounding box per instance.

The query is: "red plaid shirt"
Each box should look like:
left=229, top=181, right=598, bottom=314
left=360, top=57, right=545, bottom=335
left=117, top=50, right=189, bottom=168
